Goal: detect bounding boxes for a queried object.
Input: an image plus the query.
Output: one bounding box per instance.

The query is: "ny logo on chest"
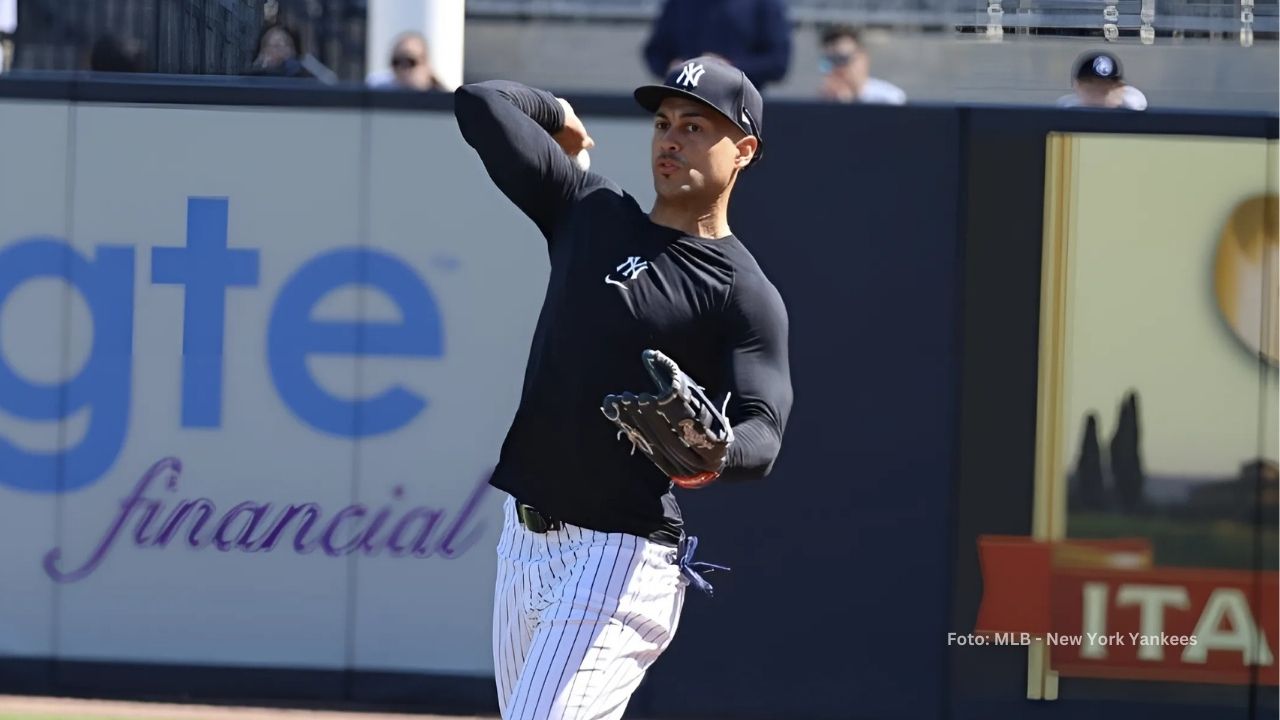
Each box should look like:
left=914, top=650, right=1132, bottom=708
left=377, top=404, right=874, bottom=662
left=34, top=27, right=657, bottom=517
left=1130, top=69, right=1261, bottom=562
left=605, top=255, right=651, bottom=289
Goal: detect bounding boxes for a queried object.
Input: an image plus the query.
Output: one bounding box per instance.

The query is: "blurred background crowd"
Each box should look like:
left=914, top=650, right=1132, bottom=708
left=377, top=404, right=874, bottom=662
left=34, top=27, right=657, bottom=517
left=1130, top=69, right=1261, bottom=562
left=0, top=0, right=1274, bottom=111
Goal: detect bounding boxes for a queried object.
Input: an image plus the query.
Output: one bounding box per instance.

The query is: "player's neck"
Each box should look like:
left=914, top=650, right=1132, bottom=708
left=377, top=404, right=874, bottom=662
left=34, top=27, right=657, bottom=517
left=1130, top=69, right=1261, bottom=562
left=649, top=196, right=732, bottom=240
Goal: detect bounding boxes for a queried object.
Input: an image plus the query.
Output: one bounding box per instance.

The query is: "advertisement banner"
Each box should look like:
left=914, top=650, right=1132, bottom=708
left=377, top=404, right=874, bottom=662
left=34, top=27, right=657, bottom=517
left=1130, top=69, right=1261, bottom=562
left=989, top=133, right=1279, bottom=697
left=0, top=100, right=657, bottom=675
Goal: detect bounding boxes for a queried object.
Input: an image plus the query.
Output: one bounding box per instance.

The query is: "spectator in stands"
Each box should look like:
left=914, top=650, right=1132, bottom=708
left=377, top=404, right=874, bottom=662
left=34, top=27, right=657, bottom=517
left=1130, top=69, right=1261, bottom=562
left=1057, top=51, right=1147, bottom=110
left=87, top=35, right=148, bottom=73
left=643, top=0, right=791, bottom=90
left=817, top=25, right=905, bottom=105
left=367, top=31, right=444, bottom=92
left=245, top=22, right=336, bottom=83
left=0, top=0, right=14, bottom=73
left=247, top=22, right=309, bottom=77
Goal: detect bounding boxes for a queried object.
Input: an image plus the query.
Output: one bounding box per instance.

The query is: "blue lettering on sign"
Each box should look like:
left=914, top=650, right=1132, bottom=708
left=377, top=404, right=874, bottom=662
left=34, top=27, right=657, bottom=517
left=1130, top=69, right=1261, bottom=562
left=0, top=198, right=445, bottom=494
left=0, top=239, right=135, bottom=492
left=151, top=198, right=260, bottom=428
left=269, top=249, right=443, bottom=437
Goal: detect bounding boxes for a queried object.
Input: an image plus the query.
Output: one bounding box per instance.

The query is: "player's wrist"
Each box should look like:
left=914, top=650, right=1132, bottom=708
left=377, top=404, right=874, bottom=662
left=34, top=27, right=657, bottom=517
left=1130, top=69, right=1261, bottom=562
left=672, top=471, right=720, bottom=490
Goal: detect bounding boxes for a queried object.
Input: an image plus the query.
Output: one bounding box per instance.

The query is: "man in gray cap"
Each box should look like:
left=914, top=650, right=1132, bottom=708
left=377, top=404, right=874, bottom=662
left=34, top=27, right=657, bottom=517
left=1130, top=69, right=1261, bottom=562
left=454, top=56, right=792, bottom=719
left=1057, top=50, right=1148, bottom=110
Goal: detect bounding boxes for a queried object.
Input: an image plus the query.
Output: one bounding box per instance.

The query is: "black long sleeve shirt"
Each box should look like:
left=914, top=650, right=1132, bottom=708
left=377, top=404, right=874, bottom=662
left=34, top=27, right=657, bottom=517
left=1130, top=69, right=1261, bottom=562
left=454, top=80, right=792, bottom=546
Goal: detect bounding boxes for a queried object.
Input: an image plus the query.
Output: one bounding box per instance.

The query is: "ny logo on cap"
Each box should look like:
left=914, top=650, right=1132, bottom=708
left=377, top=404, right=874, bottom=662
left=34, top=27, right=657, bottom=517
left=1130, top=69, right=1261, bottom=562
left=676, top=62, right=706, bottom=88
left=1093, top=56, right=1115, bottom=77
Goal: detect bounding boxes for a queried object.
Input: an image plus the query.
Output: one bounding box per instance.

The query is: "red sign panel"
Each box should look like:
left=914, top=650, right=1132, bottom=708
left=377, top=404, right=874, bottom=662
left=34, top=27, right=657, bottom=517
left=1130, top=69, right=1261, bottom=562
left=976, top=535, right=1278, bottom=686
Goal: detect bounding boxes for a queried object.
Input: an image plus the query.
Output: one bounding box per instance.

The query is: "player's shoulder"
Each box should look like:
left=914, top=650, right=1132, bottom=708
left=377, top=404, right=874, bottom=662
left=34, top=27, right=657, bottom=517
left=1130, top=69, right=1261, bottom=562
left=720, top=235, right=771, bottom=277
left=566, top=172, right=633, bottom=214
left=723, top=242, right=787, bottom=317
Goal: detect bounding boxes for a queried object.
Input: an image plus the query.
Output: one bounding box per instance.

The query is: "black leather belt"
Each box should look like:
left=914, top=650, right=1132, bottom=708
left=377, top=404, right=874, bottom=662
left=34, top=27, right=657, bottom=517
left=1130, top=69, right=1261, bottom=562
left=516, top=502, right=560, bottom=533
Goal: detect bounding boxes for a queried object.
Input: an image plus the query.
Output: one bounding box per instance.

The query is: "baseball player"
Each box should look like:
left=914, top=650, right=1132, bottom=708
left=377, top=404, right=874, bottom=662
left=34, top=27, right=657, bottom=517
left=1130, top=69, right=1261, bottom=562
left=454, top=56, right=793, bottom=719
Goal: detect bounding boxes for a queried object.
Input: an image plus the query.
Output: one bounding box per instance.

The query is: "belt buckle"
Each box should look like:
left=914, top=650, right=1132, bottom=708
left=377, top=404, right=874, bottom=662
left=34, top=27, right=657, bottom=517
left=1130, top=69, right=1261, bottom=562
left=517, top=503, right=558, bottom=533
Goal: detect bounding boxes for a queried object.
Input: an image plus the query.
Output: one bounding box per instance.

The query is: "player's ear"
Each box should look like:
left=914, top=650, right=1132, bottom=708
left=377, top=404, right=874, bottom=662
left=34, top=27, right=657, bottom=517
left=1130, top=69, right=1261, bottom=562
left=734, top=135, right=758, bottom=169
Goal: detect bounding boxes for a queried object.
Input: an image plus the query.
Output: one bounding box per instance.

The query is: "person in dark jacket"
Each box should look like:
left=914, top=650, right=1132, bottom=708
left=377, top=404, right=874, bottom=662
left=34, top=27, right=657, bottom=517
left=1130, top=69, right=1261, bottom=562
left=86, top=35, right=148, bottom=73
left=643, top=0, right=791, bottom=89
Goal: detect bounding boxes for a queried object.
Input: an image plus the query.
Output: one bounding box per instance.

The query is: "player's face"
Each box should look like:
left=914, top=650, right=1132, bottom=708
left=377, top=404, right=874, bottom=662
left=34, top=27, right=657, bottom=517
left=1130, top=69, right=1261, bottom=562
left=651, top=97, right=753, bottom=201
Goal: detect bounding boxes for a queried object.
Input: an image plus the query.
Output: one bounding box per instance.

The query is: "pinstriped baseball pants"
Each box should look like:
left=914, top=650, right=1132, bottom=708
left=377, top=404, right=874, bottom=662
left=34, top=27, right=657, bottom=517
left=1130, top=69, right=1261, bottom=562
left=493, top=495, right=687, bottom=719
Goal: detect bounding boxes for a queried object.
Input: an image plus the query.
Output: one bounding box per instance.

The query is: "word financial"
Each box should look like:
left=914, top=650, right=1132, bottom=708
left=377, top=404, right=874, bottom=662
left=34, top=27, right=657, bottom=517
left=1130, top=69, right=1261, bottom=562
left=41, top=457, right=490, bottom=583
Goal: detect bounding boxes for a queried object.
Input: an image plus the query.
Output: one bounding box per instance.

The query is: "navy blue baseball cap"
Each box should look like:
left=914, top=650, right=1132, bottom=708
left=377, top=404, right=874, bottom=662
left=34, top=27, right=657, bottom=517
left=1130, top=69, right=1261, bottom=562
left=634, top=56, right=765, bottom=165
left=1074, top=51, right=1124, bottom=82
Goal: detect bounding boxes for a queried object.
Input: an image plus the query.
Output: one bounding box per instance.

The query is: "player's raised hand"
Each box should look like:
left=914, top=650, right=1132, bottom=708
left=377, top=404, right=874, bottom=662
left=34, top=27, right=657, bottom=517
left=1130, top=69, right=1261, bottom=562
left=554, top=98, right=595, bottom=156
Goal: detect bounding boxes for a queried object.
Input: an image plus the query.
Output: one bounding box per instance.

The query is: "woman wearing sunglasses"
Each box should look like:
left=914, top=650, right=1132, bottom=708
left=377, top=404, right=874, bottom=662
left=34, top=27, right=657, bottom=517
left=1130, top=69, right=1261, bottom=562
left=368, top=31, right=444, bottom=92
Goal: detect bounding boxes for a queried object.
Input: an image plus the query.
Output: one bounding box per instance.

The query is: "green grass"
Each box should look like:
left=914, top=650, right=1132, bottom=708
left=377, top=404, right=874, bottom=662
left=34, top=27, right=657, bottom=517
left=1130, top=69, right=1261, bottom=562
left=1069, top=512, right=1279, bottom=569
